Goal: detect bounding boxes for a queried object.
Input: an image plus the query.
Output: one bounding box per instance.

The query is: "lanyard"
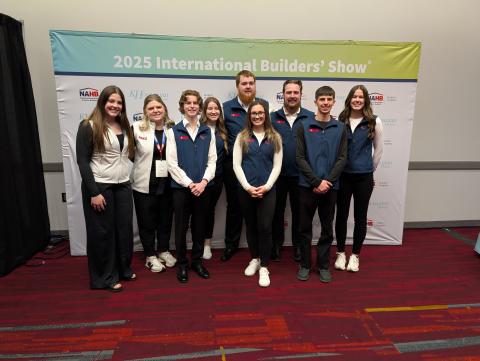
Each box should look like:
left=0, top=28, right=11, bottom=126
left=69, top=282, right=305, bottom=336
left=153, top=131, right=166, bottom=157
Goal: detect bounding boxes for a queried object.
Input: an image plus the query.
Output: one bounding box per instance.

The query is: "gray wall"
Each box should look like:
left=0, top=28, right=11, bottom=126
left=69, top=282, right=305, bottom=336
left=3, top=0, right=480, bottom=230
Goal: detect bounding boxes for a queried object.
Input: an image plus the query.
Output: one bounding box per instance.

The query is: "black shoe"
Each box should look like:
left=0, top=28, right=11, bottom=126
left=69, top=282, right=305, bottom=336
left=221, top=247, right=237, bottom=261
left=192, top=263, right=210, bottom=279
left=176, top=266, right=188, bottom=283
left=293, top=247, right=301, bottom=262
left=271, top=245, right=281, bottom=262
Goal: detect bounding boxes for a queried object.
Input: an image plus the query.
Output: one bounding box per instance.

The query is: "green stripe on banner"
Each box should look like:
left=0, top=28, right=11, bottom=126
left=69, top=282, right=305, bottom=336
left=50, top=31, right=421, bottom=79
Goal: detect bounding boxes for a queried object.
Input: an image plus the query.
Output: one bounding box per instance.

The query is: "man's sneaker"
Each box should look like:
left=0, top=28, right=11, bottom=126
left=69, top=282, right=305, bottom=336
left=319, top=269, right=332, bottom=283
left=334, top=252, right=346, bottom=271
left=202, top=245, right=212, bottom=260
left=347, top=254, right=360, bottom=272
left=145, top=256, right=165, bottom=273
left=297, top=267, right=310, bottom=281
left=158, top=252, right=177, bottom=268
left=244, top=258, right=260, bottom=276
left=258, top=267, right=270, bottom=287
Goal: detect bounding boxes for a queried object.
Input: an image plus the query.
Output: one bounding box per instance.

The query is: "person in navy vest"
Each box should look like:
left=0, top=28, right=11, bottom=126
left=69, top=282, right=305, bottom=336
left=271, top=80, right=314, bottom=262
left=199, top=97, right=228, bottom=260
left=76, top=85, right=136, bottom=292
left=296, top=86, right=348, bottom=283
left=166, top=90, right=217, bottom=283
left=222, top=70, right=269, bottom=262
left=334, top=85, right=384, bottom=273
left=233, top=101, right=282, bottom=287
left=131, top=94, right=177, bottom=274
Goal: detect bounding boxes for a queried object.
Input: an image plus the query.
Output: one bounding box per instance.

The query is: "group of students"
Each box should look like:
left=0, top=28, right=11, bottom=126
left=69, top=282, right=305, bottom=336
left=76, top=70, right=383, bottom=292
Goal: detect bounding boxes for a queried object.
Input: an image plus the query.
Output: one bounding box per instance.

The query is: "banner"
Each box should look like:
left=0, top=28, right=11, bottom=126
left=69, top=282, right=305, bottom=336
left=50, top=30, right=421, bottom=256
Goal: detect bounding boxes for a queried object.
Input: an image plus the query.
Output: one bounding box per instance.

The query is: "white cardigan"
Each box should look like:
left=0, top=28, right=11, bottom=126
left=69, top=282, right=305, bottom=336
left=131, top=121, right=162, bottom=193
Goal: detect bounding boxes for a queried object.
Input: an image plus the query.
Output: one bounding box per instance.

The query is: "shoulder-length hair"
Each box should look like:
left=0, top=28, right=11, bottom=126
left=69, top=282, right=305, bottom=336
left=238, top=100, right=281, bottom=154
left=200, top=96, right=228, bottom=153
left=338, top=85, right=376, bottom=139
left=81, top=85, right=134, bottom=157
left=140, top=94, right=174, bottom=131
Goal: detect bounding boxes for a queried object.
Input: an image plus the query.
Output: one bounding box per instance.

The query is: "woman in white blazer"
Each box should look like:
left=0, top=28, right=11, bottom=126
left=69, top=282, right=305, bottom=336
left=76, top=85, right=136, bottom=292
left=131, top=94, right=177, bottom=273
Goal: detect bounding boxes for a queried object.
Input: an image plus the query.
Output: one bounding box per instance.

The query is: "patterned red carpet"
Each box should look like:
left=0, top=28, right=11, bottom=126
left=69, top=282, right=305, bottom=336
left=1, top=228, right=480, bottom=360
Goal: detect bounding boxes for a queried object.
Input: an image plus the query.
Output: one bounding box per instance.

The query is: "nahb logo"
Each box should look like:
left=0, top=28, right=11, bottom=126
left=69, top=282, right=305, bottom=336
left=369, top=92, right=384, bottom=105
left=276, top=92, right=284, bottom=103
left=132, top=113, right=143, bottom=122
left=79, top=88, right=99, bottom=101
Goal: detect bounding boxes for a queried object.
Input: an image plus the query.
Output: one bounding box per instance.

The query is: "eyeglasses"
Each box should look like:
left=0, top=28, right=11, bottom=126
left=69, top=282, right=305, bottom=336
left=251, top=111, right=265, bottom=118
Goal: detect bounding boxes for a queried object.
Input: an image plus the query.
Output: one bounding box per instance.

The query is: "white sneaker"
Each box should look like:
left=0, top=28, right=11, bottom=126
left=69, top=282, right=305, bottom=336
left=244, top=258, right=260, bottom=276
left=145, top=256, right=165, bottom=273
left=334, top=252, right=346, bottom=271
left=158, top=251, right=177, bottom=268
left=347, top=254, right=360, bottom=272
left=202, top=245, right=212, bottom=260
left=258, top=267, right=270, bottom=287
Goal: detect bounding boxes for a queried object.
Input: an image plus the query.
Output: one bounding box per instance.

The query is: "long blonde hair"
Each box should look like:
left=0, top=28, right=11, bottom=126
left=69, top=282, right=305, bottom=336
left=238, top=101, right=281, bottom=153
left=139, top=94, right=174, bottom=131
left=200, top=97, right=228, bottom=153
left=81, top=85, right=134, bottom=158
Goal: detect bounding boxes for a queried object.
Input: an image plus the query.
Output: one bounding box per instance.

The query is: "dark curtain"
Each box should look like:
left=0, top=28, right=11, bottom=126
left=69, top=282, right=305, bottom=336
left=0, top=14, right=50, bottom=276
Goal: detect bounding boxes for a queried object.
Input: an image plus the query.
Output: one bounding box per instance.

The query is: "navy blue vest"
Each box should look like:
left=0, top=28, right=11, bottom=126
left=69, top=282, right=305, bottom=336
left=271, top=107, right=314, bottom=177
left=344, top=117, right=374, bottom=173
left=241, top=134, right=275, bottom=187
left=170, top=122, right=212, bottom=188
left=298, top=117, right=345, bottom=190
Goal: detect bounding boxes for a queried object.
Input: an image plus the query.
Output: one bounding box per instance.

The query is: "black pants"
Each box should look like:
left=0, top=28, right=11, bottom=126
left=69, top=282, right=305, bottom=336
left=272, top=175, right=300, bottom=249
left=204, top=175, right=224, bottom=239
left=238, top=187, right=276, bottom=267
left=298, top=186, right=337, bottom=270
left=172, top=188, right=209, bottom=267
left=82, top=182, right=134, bottom=289
left=223, top=159, right=243, bottom=249
left=133, top=189, right=173, bottom=257
left=335, top=172, right=374, bottom=255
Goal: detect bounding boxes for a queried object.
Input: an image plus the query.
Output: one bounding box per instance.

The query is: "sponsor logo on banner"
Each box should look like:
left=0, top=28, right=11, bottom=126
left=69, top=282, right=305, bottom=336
left=380, top=160, right=393, bottom=169
left=133, top=113, right=143, bottom=122
left=129, top=89, right=168, bottom=100
left=367, top=219, right=374, bottom=227
left=370, top=200, right=389, bottom=209
left=369, top=92, right=384, bottom=105
left=387, top=95, right=397, bottom=102
left=276, top=92, right=284, bottom=103
left=384, top=139, right=393, bottom=146
left=382, top=118, right=397, bottom=127
left=79, top=88, right=99, bottom=101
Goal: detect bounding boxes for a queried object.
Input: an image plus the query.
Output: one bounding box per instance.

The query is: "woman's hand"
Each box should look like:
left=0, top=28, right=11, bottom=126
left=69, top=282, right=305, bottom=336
left=91, top=194, right=106, bottom=212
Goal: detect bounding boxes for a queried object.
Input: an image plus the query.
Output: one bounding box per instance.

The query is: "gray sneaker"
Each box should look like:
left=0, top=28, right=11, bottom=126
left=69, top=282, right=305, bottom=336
left=297, top=267, right=310, bottom=281
left=319, top=269, right=332, bottom=283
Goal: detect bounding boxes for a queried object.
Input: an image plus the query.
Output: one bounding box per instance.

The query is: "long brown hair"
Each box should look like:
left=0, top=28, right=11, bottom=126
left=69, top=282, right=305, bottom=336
left=338, top=85, right=376, bottom=139
left=200, top=97, right=228, bottom=153
left=238, top=101, right=281, bottom=153
left=81, top=85, right=134, bottom=157
left=140, top=94, right=174, bottom=131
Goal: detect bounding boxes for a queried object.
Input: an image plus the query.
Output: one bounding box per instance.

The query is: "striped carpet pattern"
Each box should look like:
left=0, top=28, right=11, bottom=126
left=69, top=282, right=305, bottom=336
left=1, top=228, right=480, bottom=360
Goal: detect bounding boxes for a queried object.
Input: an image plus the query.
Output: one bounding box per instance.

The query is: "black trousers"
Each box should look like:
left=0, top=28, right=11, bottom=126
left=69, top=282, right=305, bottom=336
left=133, top=189, right=173, bottom=257
left=238, top=187, right=276, bottom=267
left=335, top=172, right=374, bottom=255
left=172, top=188, right=209, bottom=267
left=204, top=175, right=224, bottom=239
left=272, top=175, right=300, bottom=249
left=298, top=186, right=337, bottom=270
left=82, top=182, right=134, bottom=289
left=223, top=159, right=243, bottom=250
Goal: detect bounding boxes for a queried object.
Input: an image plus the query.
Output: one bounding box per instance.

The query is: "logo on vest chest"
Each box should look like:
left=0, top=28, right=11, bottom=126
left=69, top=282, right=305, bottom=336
left=231, top=113, right=241, bottom=118
left=276, top=120, right=286, bottom=124
left=138, top=135, right=147, bottom=140
left=179, top=135, right=189, bottom=140
left=308, top=128, right=321, bottom=133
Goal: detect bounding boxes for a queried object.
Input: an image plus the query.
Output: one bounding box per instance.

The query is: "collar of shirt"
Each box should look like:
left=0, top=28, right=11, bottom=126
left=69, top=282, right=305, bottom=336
left=182, top=117, right=200, bottom=129
left=237, top=97, right=250, bottom=112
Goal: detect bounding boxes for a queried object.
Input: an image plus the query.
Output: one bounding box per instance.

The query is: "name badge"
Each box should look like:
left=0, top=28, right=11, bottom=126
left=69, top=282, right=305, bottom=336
left=156, top=160, right=168, bottom=178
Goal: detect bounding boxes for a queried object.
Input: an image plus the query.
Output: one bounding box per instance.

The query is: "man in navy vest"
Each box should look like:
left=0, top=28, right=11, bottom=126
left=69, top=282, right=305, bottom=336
left=222, top=70, right=268, bottom=261
left=296, top=86, right=348, bottom=283
left=271, top=80, right=314, bottom=262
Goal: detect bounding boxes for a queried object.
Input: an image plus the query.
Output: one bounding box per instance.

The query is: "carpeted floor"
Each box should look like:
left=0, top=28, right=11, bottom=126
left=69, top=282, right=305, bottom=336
left=1, top=227, right=480, bottom=360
